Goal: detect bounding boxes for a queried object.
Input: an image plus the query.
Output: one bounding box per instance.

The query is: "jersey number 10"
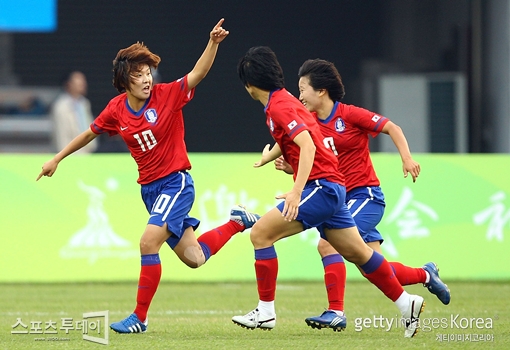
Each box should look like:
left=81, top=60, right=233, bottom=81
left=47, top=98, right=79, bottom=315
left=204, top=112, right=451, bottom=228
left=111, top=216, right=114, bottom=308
left=133, top=130, right=158, bottom=152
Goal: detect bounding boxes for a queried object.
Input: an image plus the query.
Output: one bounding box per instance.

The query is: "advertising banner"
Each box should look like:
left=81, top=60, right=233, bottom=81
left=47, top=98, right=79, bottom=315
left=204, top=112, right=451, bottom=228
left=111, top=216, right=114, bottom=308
left=1, top=153, right=508, bottom=282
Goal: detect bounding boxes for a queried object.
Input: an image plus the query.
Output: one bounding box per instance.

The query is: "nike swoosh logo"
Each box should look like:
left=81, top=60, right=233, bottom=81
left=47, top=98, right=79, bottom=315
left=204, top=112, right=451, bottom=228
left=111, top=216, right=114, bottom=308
left=120, top=126, right=128, bottom=131
left=257, top=317, right=275, bottom=327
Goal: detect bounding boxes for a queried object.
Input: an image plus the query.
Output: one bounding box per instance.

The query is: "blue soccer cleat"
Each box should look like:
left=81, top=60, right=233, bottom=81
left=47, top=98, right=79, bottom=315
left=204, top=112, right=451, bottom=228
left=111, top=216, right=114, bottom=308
left=110, top=313, right=147, bottom=334
left=305, top=310, right=346, bottom=332
left=230, top=205, right=260, bottom=231
left=422, top=262, right=451, bottom=305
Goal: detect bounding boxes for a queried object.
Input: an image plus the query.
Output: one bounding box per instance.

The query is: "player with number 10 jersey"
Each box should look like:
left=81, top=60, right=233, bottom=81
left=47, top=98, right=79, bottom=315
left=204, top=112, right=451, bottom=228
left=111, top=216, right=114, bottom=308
left=38, top=20, right=262, bottom=334
left=92, top=78, right=193, bottom=184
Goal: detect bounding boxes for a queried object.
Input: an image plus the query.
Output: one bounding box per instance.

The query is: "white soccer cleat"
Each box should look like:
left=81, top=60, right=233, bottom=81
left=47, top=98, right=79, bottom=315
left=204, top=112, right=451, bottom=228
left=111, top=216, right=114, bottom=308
left=402, top=294, right=425, bottom=338
left=232, top=308, right=276, bottom=330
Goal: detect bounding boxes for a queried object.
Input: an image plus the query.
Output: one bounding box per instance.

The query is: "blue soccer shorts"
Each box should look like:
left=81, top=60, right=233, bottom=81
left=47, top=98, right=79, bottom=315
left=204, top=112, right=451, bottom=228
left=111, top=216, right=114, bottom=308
left=346, top=186, right=386, bottom=243
left=276, top=179, right=356, bottom=240
left=141, top=171, right=200, bottom=249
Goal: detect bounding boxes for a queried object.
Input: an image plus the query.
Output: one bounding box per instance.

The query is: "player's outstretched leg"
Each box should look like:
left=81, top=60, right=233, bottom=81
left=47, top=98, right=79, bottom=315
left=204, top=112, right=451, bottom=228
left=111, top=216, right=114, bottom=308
left=422, top=262, right=451, bottom=305
left=110, top=313, right=148, bottom=334
left=196, top=205, right=260, bottom=262
left=360, top=251, right=426, bottom=338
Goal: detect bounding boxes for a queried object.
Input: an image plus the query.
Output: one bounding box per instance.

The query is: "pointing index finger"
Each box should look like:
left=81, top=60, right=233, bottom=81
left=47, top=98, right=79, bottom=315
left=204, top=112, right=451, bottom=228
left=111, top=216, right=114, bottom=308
left=214, top=18, right=225, bottom=29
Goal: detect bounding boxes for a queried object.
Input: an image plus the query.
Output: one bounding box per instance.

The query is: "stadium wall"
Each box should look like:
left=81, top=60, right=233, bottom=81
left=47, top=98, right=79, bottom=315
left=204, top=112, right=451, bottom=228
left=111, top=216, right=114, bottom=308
left=2, top=153, right=509, bottom=282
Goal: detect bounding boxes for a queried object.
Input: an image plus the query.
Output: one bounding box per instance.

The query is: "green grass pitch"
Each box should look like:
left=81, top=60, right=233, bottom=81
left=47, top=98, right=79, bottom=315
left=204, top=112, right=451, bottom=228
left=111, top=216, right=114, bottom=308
left=1, top=281, right=508, bottom=349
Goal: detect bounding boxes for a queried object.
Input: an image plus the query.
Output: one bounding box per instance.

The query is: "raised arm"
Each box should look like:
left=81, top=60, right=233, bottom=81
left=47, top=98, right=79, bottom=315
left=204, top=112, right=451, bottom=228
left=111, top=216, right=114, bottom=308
left=381, top=121, right=420, bottom=182
left=36, top=129, right=98, bottom=181
left=187, top=18, right=229, bottom=90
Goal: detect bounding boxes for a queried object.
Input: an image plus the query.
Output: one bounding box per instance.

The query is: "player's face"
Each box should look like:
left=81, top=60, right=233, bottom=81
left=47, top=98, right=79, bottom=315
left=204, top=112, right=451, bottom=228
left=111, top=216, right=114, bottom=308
left=298, top=76, right=321, bottom=112
left=127, top=65, right=153, bottom=101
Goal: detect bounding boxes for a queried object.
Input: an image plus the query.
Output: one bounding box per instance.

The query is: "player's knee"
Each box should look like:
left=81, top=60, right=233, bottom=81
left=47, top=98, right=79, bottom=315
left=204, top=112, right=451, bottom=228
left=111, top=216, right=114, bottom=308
left=183, top=246, right=206, bottom=268
left=317, top=239, right=328, bottom=254
left=139, top=238, right=158, bottom=255
left=250, top=225, right=280, bottom=248
left=317, top=238, right=338, bottom=257
left=249, top=229, right=268, bottom=247
left=342, top=247, right=371, bottom=266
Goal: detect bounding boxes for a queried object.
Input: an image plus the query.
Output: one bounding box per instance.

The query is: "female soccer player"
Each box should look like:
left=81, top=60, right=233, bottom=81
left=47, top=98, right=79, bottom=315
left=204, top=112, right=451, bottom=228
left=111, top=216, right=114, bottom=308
left=233, top=46, right=424, bottom=338
left=274, top=58, right=451, bottom=332
left=37, top=19, right=260, bottom=334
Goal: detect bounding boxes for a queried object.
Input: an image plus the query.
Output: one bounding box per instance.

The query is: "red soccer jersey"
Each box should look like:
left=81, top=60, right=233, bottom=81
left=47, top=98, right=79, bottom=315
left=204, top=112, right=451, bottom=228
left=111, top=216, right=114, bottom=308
left=314, top=101, right=389, bottom=192
left=265, top=89, right=344, bottom=185
left=92, top=76, right=195, bottom=184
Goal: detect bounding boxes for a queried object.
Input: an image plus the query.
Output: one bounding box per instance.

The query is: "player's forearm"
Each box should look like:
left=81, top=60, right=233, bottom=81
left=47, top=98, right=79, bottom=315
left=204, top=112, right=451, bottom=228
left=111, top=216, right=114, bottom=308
left=54, top=130, right=97, bottom=162
left=385, top=122, right=413, bottom=161
left=266, top=143, right=282, bottom=162
left=293, top=143, right=315, bottom=193
left=188, top=40, right=219, bottom=89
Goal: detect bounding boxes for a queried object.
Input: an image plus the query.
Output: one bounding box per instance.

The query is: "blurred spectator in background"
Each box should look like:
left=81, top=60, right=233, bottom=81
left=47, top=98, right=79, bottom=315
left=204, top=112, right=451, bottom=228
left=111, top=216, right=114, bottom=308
left=50, top=71, right=98, bottom=153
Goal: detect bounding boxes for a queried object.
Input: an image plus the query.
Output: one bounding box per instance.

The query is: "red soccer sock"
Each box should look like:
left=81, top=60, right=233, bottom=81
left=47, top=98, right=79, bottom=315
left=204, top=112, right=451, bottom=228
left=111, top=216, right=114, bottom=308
left=254, top=247, right=278, bottom=301
left=197, top=221, right=240, bottom=258
left=322, top=254, right=346, bottom=311
left=133, top=254, right=162, bottom=322
left=390, top=261, right=427, bottom=286
left=361, top=251, right=404, bottom=302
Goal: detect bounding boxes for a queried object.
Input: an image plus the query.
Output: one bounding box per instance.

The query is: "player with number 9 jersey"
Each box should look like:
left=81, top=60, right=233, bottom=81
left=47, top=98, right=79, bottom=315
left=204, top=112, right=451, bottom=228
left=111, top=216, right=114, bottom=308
left=316, top=102, right=388, bottom=192
left=295, top=58, right=449, bottom=334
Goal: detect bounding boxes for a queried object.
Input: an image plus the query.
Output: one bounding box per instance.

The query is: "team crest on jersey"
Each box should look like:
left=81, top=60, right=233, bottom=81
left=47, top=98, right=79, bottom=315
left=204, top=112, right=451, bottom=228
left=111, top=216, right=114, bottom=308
left=335, top=118, right=346, bottom=132
left=269, top=118, right=275, bottom=132
left=144, top=109, right=158, bottom=123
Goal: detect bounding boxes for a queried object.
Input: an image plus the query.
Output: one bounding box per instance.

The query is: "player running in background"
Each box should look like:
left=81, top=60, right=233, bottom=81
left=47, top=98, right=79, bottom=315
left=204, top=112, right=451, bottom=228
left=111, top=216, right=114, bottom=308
left=37, top=19, right=260, bottom=334
left=232, top=46, right=425, bottom=338
left=273, top=58, right=450, bottom=332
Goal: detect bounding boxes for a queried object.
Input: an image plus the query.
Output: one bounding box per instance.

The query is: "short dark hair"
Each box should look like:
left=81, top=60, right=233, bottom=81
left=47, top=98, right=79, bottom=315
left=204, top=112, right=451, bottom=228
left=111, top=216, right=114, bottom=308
left=298, top=59, right=345, bottom=101
left=237, top=46, right=285, bottom=91
left=112, top=42, right=161, bottom=93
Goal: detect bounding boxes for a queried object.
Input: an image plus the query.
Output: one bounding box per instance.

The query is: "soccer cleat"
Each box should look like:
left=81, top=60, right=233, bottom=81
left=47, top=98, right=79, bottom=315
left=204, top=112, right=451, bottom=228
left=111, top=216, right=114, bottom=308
left=232, top=308, right=276, bottom=330
left=422, top=262, right=451, bottom=305
left=305, top=310, right=346, bottom=332
left=402, top=295, right=425, bottom=338
left=230, top=205, right=260, bottom=231
left=110, top=313, right=147, bottom=334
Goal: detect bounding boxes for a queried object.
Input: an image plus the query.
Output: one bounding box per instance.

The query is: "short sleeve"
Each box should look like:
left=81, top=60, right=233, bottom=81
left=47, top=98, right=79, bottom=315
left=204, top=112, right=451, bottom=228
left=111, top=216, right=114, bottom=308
left=91, top=102, right=119, bottom=136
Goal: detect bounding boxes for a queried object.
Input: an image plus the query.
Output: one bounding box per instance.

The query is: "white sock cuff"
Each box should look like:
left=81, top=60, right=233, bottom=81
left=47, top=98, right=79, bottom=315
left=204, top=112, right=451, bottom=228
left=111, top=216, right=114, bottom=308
left=257, top=300, right=275, bottom=316
left=394, top=291, right=410, bottom=314
left=424, top=271, right=431, bottom=284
